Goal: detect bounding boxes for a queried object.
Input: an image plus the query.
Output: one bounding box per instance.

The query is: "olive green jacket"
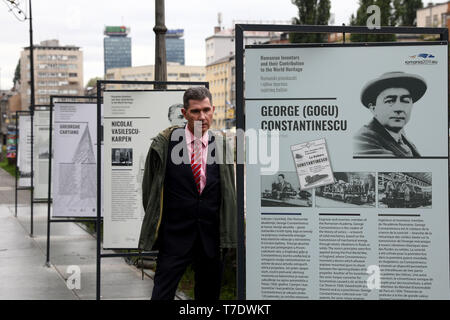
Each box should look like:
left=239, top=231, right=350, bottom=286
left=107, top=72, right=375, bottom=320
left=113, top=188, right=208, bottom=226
left=138, top=126, right=237, bottom=251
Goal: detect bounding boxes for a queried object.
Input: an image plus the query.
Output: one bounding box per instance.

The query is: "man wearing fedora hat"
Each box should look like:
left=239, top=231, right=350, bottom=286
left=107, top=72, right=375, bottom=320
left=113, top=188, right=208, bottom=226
left=353, top=71, right=427, bottom=157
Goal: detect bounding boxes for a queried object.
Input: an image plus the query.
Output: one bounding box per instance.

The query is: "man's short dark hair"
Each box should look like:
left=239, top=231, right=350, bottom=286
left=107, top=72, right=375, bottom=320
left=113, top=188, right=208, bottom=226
left=183, top=87, right=212, bottom=109
left=278, top=174, right=285, bottom=179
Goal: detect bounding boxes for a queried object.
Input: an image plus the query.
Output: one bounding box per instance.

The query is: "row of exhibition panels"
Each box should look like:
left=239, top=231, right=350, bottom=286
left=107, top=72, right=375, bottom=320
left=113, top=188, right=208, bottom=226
left=14, top=84, right=205, bottom=300
left=16, top=89, right=198, bottom=249
left=12, top=24, right=450, bottom=300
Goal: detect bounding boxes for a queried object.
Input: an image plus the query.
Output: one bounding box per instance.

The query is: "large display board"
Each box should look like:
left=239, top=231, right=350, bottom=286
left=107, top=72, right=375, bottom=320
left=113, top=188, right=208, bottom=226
left=18, top=114, right=32, bottom=187
left=244, top=43, right=449, bottom=299
left=33, top=109, right=51, bottom=200
left=103, top=90, right=185, bottom=249
left=52, top=102, right=102, bottom=217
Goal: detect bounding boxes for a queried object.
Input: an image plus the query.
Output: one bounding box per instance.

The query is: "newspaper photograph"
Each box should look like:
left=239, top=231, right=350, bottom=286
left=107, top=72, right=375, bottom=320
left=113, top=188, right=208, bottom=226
left=291, top=138, right=335, bottom=190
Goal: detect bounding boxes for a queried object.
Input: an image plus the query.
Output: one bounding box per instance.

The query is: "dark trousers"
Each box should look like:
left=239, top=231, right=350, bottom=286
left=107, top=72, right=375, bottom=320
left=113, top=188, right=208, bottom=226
left=151, top=236, right=223, bottom=300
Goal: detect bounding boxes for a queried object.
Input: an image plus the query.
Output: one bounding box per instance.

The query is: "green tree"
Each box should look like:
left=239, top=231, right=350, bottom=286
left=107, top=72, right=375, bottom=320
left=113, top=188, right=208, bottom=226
left=317, top=0, right=331, bottom=26
left=290, top=0, right=331, bottom=43
left=86, top=77, right=102, bottom=88
left=350, top=0, right=396, bottom=42
left=392, top=0, right=423, bottom=26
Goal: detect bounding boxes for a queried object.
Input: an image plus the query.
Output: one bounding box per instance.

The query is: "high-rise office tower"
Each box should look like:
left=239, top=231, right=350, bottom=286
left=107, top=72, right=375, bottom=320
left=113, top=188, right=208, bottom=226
left=103, top=26, right=132, bottom=75
left=166, top=29, right=185, bottom=65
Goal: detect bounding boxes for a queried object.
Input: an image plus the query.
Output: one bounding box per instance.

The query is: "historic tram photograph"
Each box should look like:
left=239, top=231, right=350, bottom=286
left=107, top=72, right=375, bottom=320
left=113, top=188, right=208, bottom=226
left=315, top=172, right=376, bottom=208
left=378, top=172, right=432, bottom=208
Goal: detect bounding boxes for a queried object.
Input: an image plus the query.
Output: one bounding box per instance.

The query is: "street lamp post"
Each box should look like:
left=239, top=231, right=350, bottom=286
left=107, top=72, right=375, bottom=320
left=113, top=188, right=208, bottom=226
left=154, top=0, right=167, bottom=90
left=4, top=0, right=36, bottom=236
left=28, top=0, right=35, bottom=237
left=28, top=0, right=35, bottom=114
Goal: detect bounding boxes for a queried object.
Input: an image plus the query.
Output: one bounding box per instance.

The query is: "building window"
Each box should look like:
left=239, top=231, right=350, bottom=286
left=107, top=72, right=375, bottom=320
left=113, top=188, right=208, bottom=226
left=433, top=14, right=438, bottom=26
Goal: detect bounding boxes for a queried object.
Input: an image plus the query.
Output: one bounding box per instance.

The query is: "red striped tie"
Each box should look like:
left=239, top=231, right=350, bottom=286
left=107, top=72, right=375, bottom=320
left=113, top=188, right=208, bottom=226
left=191, top=140, right=202, bottom=193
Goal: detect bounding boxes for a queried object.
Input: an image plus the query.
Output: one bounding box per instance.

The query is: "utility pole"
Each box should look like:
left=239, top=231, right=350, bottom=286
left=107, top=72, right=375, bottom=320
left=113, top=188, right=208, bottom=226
left=154, top=0, right=167, bottom=89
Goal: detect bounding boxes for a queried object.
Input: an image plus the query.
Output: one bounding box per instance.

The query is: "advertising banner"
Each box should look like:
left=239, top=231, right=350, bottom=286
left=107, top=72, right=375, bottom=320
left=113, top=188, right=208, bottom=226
left=103, top=90, right=185, bottom=249
left=52, top=103, right=102, bottom=217
left=18, top=115, right=32, bottom=187
left=33, top=110, right=51, bottom=200
left=6, top=126, right=17, bottom=159
left=244, top=43, right=449, bottom=299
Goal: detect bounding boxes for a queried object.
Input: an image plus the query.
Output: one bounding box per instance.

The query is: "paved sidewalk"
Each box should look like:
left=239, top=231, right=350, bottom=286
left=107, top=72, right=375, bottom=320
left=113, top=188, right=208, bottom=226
left=0, top=167, right=157, bottom=300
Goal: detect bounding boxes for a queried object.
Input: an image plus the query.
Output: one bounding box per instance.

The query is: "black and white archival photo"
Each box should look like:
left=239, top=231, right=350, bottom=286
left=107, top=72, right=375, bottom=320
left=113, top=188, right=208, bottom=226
left=38, top=138, right=50, bottom=159
left=353, top=70, right=445, bottom=158
left=167, top=103, right=187, bottom=127
left=315, top=172, right=376, bottom=208
left=261, top=171, right=312, bottom=207
left=111, top=148, right=133, bottom=166
left=378, top=172, right=432, bottom=208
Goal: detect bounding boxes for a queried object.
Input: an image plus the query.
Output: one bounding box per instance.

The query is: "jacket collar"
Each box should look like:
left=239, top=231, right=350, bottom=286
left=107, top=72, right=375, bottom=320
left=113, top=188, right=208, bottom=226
left=368, top=118, right=420, bottom=157
left=368, top=118, right=399, bottom=144
left=151, top=125, right=182, bottom=161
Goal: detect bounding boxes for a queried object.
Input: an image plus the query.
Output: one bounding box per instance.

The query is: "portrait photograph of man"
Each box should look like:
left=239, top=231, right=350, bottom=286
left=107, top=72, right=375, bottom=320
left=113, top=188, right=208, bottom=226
left=353, top=71, right=427, bottom=158
left=167, top=103, right=187, bottom=126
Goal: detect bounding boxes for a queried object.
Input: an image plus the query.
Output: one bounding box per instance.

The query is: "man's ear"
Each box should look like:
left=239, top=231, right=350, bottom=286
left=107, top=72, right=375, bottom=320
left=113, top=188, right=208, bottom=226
left=368, top=103, right=376, bottom=114
left=181, top=107, right=187, bottom=119
left=212, top=105, right=215, bottom=113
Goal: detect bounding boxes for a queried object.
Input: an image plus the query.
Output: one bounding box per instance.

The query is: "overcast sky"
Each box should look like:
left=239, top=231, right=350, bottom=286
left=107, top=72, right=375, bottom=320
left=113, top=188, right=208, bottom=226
left=0, top=0, right=359, bottom=88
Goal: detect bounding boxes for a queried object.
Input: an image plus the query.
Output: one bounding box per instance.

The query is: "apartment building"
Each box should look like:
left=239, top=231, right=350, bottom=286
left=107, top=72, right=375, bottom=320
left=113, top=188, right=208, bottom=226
left=206, top=55, right=235, bottom=130
left=19, top=39, right=83, bottom=109
left=205, top=23, right=287, bottom=65
left=417, top=1, right=450, bottom=29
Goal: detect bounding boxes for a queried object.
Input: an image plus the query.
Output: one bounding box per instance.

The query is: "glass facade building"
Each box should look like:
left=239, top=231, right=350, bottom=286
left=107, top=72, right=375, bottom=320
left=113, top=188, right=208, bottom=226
left=166, top=29, right=185, bottom=65
left=103, top=27, right=131, bottom=74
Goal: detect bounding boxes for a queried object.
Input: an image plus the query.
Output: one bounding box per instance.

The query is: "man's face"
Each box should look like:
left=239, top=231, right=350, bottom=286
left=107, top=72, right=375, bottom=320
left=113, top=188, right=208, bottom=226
left=278, top=175, right=284, bottom=183
left=181, top=97, right=214, bottom=135
left=169, top=106, right=186, bottom=126
left=370, top=87, right=413, bottom=133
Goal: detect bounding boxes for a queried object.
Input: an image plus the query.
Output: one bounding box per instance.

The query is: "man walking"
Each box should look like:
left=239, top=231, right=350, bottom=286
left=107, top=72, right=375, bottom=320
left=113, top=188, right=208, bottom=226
left=138, top=87, right=237, bottom=300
